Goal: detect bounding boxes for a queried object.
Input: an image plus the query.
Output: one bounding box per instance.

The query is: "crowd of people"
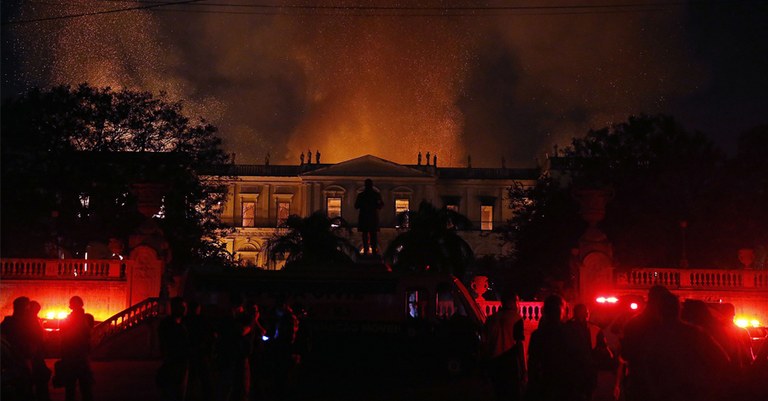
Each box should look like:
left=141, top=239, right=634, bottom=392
left=4, top=286, right=768, bottom=401
left=1, top=295, right=94, bottom=401
left=1, top=293, right=303, bottom=401
left=482, top=286, right=768, bottom=401
left=156, top=295, right=305, bottom=401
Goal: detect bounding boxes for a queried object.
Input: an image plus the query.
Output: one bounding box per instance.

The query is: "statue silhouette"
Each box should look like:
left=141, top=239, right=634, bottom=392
left=355, top=179, right=384, bottom=255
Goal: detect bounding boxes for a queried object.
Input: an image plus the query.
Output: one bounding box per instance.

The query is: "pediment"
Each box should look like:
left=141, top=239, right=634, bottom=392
left=301, top=155, right=432, bottom=178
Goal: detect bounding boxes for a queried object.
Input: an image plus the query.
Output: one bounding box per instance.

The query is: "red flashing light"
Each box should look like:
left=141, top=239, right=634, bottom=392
left=735, top=316, right=762, bottom=328
left=596, top=296, right=619, bottom=304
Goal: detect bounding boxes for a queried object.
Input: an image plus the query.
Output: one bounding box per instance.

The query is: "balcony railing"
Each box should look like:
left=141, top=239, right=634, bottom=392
left=617, top=267, right=768, bottom=290
left=1, top=258, right=129, bottom=279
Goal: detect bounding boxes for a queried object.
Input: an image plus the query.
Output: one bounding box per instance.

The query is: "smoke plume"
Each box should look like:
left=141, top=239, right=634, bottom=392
left=1, top=1, right=720, bottom=166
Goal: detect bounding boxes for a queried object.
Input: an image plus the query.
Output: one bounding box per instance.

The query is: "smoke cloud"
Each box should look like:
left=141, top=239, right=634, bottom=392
left=0, top=1, right=733, bottom=166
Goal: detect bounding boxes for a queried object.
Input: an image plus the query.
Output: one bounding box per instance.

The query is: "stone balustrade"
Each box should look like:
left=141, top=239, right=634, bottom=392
left=519, top=301, right=545, bottom=323
left=1, top=258, right=129, bottom=279
left=476, top=299, right=546, bottom=324
left=617, top=267, right=768, bottom=290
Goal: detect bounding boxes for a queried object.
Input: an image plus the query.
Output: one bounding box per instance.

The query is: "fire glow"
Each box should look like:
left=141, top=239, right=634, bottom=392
left=4, top=0, right=714, bottom=167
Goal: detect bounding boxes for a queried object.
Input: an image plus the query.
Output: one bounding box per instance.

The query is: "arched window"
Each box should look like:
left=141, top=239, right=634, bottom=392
left=236, top=242, right=261, bottom=267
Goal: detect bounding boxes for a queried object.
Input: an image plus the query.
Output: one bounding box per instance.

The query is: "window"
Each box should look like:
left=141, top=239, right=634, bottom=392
left=395, top=198, right=410, bottom=228
left=242, top=201, right=255, bottom=227
left=327, top=197, right=342, bottom=219
left=272, top=193, right=294, bottom=227
left=481, top=205, right=493, bottom=231
left=446, top=204, right=459, bottom=213
left=277, top=201, right=290, bottom=226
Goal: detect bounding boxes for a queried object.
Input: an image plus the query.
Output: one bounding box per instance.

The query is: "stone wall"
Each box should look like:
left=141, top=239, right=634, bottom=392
left=1, top=279, right=127, bottom=322
left=1, top=250, right=164, bottom=322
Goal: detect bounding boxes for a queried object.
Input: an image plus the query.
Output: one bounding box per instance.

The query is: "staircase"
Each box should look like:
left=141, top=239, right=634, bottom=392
left=91, top=298, right=165, bottom=359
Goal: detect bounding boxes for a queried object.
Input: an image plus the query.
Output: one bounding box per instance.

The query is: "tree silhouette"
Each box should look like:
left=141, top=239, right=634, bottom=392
left=384, top=200, right=474, bottom=278
left=501, top=178, right=584, bottom=298
left=562, top=114, right=724, bottom=267
left=1, top=83, right=232, bottom=268
left=267, top=211, right=357, bottom=270
left=700, top=125, right=768, bottom=268
left=505, top=114, right=740, bottom=281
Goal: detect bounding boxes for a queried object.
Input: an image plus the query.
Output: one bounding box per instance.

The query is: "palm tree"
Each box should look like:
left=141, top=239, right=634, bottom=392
left=267, top=211, right=357, bottom=270
left=384, top=200, right=475, bottom=278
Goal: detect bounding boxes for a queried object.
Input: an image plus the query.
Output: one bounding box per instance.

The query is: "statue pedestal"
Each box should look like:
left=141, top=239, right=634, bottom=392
left=127, top=245, right=164, bottom=305
left=573, top=188, right=614, bottom=303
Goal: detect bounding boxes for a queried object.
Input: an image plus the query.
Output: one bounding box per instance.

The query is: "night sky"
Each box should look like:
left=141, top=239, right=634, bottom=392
left=2, top=1, right=767, bottom=166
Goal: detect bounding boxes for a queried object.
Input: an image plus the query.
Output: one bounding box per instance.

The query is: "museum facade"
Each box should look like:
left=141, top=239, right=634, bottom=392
left=212, top=155, right=539, bottom=268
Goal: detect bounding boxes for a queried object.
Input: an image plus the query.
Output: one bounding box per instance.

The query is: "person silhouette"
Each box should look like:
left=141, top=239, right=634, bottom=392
left=307, top=150, right=312, bottom=165
left=300, top=152, right=305, bottom=165
left=527, top=294, right=578, bottom=401
left=1, top=296, right=34, bottom=399
left=426, top=152, right=431, bottom=166
left=643, top=291, right=730, bottom=401
left=418, top=151, right=422, bottom=165
left=157, top=296, right=189, bottom=401
left=27, top=300, right=51, bottom=401
left=184, top=301, right=214, bottom=401
left=355, top=179, right=384, bottom=255
left=620, top=285, right=670, bottom=401
left=483, top=292, right=525, bottom=401
left=565, top=303, right=602, bottom=401
left=315, top=150, right=321, bottom=164
left=59, top=296, right=94, bottom=401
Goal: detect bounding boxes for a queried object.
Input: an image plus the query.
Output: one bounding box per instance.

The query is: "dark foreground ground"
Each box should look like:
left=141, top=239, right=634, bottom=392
left=46, top=359, right=162, bottom=401
left=45, top=359, right=494, bottom=401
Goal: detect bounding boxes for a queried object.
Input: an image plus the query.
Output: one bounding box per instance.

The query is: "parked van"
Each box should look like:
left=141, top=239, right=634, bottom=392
left=183, top=267, right=485, bottom=376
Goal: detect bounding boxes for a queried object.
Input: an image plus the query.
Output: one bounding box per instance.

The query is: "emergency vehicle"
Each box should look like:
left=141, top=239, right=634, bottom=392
left=587, top=293, right=764, bottom=358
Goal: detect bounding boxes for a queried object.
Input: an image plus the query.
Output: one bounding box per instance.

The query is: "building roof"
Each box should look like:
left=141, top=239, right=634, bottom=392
left=436, top=167, right=540, bottom=180
left=302, top=155, right=433, bottom=178
left=207, top=154, right=540, bottom=181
